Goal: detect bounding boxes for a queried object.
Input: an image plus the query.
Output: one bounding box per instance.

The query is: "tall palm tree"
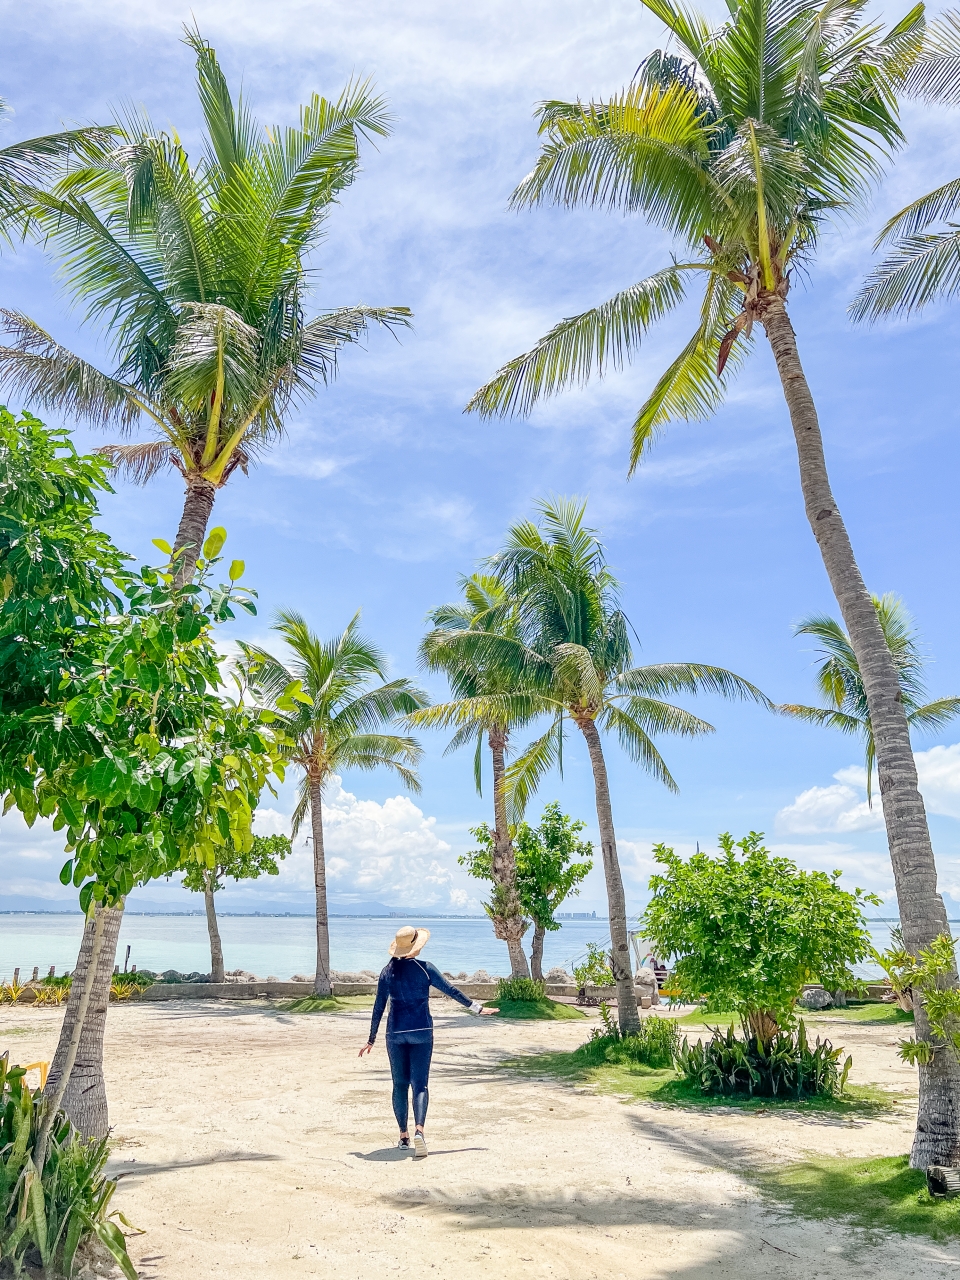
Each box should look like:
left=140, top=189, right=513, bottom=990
left=781, top=595, right=960, bottom=804
left=491, top=499, right=769, bottom=1033
left=412, top=574, right=539, bottom=977
left=0, top=25, right=410, bottom=582
left=466, top=0, right=958, bottom=1168
left=240, top=611, right=427, bottom=995
left=851, top=10, right=960, bottom=318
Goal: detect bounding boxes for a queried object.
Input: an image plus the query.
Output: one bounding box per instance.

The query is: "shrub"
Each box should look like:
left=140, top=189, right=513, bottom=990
left=0, top=1053, right=137, bottom=1278
left=573, top=1007, right=681, bottom=1069
left=573, top=942, right=615, bottom=989
left=675, top=1021, right=852, bottom=1099
left=497, top=976, right=546, bottom=1003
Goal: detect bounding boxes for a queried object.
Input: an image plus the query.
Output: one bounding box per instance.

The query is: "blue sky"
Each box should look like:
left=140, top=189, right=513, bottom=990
left=2, top=0, right=959, bottom=919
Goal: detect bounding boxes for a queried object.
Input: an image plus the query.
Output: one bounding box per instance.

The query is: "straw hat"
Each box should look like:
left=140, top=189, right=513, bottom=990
left=389, top=925, right=430, bottom=958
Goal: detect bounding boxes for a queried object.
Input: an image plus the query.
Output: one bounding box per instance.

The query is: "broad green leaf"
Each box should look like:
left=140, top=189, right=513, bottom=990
left=151, top=537, right=173, bottom=555
left=60, top=859, right=73, bottom=886
left=203, top=527, right=227, bottom=559
left=228, top=559, right=245, bottom=581
left=87, top=758, right=121, bottom=800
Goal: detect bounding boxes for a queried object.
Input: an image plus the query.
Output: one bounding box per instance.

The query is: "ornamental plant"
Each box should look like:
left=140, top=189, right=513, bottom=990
left=641, top=832, right=877, bottom=1045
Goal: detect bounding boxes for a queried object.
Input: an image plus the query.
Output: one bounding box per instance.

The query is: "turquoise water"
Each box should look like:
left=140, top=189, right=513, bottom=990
left=0, top=913, right=902, bottom=981
left=0, top=914, right=609, bottom=981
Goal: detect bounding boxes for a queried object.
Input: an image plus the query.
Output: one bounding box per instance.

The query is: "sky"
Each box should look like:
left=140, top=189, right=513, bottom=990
left=2, top=0, right=959, bottom=921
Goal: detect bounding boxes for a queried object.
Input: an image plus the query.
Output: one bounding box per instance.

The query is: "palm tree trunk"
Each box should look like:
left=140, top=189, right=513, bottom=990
left=309, top=780, right=333, bottom=996
left=172, top=473, right=217, bottom=586
left=530, top=923, right=546, bottom=982
left=204, top=873, right=225, bottom=984
left=577, top=717, right=640, bottom=1035
left=762, top=296, right=960, bottom=1168
left=488, top=727, right=531, bottom=978
left=43, top=903, right=124, bottom=1142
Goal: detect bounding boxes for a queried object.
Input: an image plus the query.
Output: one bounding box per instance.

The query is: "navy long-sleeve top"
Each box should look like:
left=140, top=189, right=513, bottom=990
left=368, top=957, right=477, bottom=1044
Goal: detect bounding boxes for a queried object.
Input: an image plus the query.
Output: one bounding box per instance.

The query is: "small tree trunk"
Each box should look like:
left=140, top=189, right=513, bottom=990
left=762, top=296, right=960, bottom=1168
left=488, top=728, right=530, bottom=978
left=745, top=1009, right=780, bottom=1048
left=309, top=780, right=333, bottom=996
left=204, top=873, right=225, bottom=984
left=43, top=903, right=123, bottom=1145
left=577, top=717, right=639, bottom=1035
left=172, top=474, right=217, bottom=587
left=530, top=924, right=545, bottom=982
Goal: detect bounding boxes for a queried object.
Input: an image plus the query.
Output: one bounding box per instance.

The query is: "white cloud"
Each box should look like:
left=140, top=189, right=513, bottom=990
left=252, top=775, right=468, bottom=909
left=776, top=742, right=960, bottom=834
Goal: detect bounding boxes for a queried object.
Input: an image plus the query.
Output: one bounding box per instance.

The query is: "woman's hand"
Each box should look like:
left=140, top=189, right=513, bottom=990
left=358, top=1042, right=373, bottom=1056
left=480, top=1006, right=499, bottom=1016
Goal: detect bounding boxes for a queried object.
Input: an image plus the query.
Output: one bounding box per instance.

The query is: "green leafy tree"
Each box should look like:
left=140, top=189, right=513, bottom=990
left=781, top=595, right=960, bottom=804
left=181, top=833, right=291, bottom=982
left=0, top=410, right=281, bottom=1146
left=239, top=612, right=427, bottom=995
left=490, top=499, right=768, bottom=1034
left=877, top=934, right=960, bottom=1070
left=413, top=574, right=540, bottom=977
left=468, top=0, right=957, bottom=1170
left=641, top=832, right=878, bottom=1046
left=459, top=802, right=593, bottom=980
left=0, top=25, right=410, bottom=583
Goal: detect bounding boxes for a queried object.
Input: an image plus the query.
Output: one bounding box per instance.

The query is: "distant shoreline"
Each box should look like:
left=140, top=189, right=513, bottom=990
left=0, top=910, right=490, bottom=919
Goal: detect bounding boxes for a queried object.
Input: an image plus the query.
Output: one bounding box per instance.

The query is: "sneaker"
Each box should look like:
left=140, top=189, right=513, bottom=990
left=413, top=1131, right=428, bottom=1159
left=397, top=1136, right=411, bottom=1151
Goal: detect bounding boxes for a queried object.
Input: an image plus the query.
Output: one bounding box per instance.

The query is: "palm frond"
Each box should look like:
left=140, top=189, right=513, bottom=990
left=906, top=8, right=960, bottom=104
left=0, top=309, right=149, bottom=430
left=599, top=704, right=680, bottom=791
left=777, top=703, right=865, bottom=733
left=851, top=227, right=960, bottom=320
left=504, top=719, right=564, bottom=821
left=96, top=440, right=182, bottom=484
left=907, top=697, right=960, bottom=733
left=465, top=266, right=695, bottom=419
left=613, top=661, right=772, bottom=706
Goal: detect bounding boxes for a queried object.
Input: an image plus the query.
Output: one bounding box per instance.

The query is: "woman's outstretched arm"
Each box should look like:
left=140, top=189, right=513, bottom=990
left=421, top=961, right=498, bottom=1014
left=360, top=971, right=390, bottom=1055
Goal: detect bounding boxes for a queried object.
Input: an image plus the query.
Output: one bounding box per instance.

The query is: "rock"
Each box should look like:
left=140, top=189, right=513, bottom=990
left=545, top=967, right=571, bottom=983
left=466, top=969, right=495, bottom=984
left=798, top=987, right=833, bottom=1010
left=635, top=966, right=660, bottom=1005
left=223, top=969, right=258, bottom=984
left=290, top=974, right=311, bottom=983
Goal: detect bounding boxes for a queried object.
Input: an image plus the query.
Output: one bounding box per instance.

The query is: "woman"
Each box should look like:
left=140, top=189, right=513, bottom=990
left=359, top=925, right=498, bottom=1157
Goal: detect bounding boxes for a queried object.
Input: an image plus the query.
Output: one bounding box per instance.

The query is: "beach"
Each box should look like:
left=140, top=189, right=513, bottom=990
left=1, top=998, right=951, bottom=1279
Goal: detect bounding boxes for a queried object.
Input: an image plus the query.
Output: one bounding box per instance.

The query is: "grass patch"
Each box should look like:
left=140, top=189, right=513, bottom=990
left=674, top=1008, right=741, bottom=1026
left=278, top=994, right=374, bottom=1013
left=487, top=998, right=585, bottom=1021
left=0, top=1027, right=31, bottom=1037
left=502, top=1047, right=900, bottom=1115
left=808, top=1003, right=914, bottom=1025
left=756, top=1154, right=959, bottom=1240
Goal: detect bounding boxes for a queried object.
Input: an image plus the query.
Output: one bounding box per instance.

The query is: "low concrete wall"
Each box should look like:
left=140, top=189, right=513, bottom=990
left=135, top=980, right=613, bottom=1002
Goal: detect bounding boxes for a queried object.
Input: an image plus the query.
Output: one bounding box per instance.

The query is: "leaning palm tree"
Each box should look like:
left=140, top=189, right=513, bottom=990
left=490, top=499, right=769, bottom=1034
left=781, top=595, right=960, bottom=804
left=239, top=611, right=428, bottom=995
left=412, top=574, right=539, bottom=977
left=0, top=25, right=410, bottom=582
left=851, top=11, right=960, bottom=319
left=467, top=0, right=957, bottom=1169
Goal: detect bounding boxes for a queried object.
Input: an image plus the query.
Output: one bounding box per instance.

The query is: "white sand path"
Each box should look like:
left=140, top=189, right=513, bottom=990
left=1, top=1002, right=956, bottom=1279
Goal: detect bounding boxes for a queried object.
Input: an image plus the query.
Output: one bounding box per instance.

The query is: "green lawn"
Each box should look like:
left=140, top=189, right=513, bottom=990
left=486, top=998, right=585, bottom=1021
left=501, top=1046, right=900, bottom=1115
left=278, top=994, right=374, bottom=1013
left=756, top=1155, right=958, bottom=1240
left=674, top=1003, right=913, bottom=1028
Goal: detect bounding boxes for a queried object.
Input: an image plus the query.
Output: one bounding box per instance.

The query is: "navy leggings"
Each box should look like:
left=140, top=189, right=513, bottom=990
left=386, top=1036, right=433, bottom=1130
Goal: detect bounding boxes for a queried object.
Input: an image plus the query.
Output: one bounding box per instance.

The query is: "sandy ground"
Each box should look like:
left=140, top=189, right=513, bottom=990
left=2, top=1000, right=956, bottom=1280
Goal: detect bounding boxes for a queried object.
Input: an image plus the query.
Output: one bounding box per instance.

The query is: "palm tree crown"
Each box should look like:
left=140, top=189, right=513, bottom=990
left=241, top=610, right=427, bottom=831
left=781, top=594, right=960, bottom=803
left=0, top=26, right=410, bottom=573
left=492, top=498, right=770, bottom=812
left=468, top=0, right=922, bottom=467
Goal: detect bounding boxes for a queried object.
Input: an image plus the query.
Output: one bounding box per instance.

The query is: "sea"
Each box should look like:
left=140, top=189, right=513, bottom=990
left=0, top=913, right=907, bottom=982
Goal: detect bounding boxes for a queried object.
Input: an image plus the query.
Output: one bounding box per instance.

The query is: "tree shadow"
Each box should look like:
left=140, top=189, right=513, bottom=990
left=108, top=1150, right=280, bottom=1181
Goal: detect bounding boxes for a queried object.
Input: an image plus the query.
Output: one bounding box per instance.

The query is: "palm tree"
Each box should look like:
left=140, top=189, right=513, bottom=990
left=491, top=499, right=769, bottom=1034
left=851, top=10, right=960, bottom=318
left=412, top=574, right=539, bottom=977
left=467, top=0, right=958, bottom=1168
left=0, top=25, right=410, bottom=583
left=240, top=611, right=428, bottom=995
left=781, top=595, right=960, bottom=804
